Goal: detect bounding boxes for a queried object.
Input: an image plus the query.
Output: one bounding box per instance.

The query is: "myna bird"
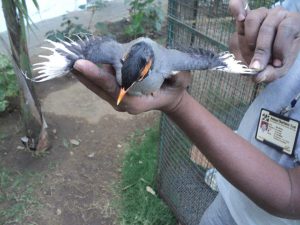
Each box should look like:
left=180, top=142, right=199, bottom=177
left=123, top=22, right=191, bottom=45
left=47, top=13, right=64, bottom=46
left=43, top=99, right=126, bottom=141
left=30, top=36, right=256, bottom=105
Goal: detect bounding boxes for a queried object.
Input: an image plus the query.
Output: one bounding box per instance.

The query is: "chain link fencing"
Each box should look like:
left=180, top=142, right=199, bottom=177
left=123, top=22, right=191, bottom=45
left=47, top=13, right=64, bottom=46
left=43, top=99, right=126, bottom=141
left=157, top=1, right=277, bottom=224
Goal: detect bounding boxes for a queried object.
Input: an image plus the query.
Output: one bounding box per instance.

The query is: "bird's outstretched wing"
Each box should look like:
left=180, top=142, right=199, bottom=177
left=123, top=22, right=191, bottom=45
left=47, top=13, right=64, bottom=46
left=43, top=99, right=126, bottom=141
left=32, top=36, right=257, bottom=84
left=166, top=47, right=257, bottom=75
left=31, top=35, right=124, bottom=82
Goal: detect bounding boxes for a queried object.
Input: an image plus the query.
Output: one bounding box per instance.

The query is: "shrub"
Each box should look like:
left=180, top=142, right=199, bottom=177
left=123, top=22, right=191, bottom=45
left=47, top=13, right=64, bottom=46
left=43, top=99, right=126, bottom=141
left=0, top=54, right=18, bottom=112
left=125, top=0, right=164, bottom=38
left=45, top=15, right=90, bottom=42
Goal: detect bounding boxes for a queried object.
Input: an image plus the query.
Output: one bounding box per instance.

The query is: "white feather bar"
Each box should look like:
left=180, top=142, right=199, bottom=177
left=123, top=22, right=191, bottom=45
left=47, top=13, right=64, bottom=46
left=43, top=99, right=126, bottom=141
left=215, top=52, right=258, bottom=75
left=27, top=40, right=73, bottom=82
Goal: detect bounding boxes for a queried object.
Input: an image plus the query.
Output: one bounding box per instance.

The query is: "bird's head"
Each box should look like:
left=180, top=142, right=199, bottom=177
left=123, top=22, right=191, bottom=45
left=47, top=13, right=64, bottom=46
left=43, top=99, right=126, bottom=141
left=117, top=41, right=154, bottom=105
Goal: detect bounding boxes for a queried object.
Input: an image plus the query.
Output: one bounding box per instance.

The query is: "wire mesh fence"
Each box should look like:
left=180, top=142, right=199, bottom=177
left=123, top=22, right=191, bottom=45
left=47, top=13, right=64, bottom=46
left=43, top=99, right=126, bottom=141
left=157, top=1, right=277, bottom=225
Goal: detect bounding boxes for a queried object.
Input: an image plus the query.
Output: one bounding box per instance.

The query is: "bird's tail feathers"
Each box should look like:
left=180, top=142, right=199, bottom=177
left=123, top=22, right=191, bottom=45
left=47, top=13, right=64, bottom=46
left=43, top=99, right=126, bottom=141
left=31, top=34, right=103, bottom=82
left=31, top=37, right=84, bottom=82
left=214, top=52, right=257, bottom=75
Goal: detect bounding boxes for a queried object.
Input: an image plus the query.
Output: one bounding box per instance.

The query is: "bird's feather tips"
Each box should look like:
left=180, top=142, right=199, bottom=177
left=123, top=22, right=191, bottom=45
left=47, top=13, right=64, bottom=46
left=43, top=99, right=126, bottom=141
left=30, top=35, right=121, bottom=83
left=215, top=52, right=257, bottom=74
left=31, top=48, right=71, bottom=82
left=30, top=38, right=82, bottom=82
left=171, top=70, right=180, bottom=75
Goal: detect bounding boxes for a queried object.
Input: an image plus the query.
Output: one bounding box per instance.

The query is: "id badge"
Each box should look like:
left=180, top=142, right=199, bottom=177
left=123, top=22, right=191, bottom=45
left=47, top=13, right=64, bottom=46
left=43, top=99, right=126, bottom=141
left=255, top=109, right=300, bottom=156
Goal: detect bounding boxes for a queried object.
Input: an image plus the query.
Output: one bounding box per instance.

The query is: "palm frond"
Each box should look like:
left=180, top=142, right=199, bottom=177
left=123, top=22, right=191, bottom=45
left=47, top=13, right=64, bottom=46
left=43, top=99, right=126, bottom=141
left=12, top=0, right=39, bottom=29
left=31, top=0, right=39, bottom=10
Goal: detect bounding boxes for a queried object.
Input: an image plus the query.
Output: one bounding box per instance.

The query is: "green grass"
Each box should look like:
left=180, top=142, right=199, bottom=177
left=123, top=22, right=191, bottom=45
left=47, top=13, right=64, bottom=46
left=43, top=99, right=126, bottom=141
left=0, top=166, right=42, bottom=225
left=117, top=126, right=177, bottom=225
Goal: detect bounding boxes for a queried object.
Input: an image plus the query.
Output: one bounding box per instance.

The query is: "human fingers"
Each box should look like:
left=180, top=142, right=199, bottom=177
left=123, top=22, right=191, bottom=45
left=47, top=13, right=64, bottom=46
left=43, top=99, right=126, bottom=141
left=74, top=59, right=119, bottom=96
left=244, top=7, right=268, bottom=51
left=120, top=87, right=187, bottom=115
left=120, top=72, right=191, bottom=114
left=229, top=32, right=254, bottom=65
left=73, top=59, right=171, bottom=114
left=254, top=37, right=300, bottom=83
left=237, top=34, right=255, bottom=65
left=74, top=66, right=147, bottom=114
left=74, top=61, right=191, bottom=114
left=74, top=71, right=118, bottom=106
left=272, top=13, right=300, bottom=67
left=229, top=0, right=249, bottom=21
left=249, top=7, right=288, bottom=71
left=253, top=64, right=291, bottom=83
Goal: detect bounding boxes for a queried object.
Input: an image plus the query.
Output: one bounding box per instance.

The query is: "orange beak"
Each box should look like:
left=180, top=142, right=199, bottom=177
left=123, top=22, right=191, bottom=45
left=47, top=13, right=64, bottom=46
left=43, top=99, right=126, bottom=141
left=117, top=88, right=127, bottom=105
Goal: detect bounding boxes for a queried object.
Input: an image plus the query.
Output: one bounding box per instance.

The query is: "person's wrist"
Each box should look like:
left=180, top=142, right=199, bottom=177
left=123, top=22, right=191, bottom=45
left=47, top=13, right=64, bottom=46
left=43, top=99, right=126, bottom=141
left=162, top=90, right=189, bottom=115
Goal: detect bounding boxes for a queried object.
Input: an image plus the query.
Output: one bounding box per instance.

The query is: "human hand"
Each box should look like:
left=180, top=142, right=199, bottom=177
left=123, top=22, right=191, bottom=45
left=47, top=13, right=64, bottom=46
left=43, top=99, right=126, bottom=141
left=73, top=59, right=191, bottom=115
left=229, top=1, right=300, bottom=82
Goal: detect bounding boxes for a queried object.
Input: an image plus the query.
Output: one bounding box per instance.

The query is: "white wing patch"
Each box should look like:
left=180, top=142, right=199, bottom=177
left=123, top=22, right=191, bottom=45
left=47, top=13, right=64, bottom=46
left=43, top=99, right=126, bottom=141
left=171, top=70, right=180, bottom=75
left=29, top=39, right=75, bottom=82
left=214, top=52, right=258, bottom=75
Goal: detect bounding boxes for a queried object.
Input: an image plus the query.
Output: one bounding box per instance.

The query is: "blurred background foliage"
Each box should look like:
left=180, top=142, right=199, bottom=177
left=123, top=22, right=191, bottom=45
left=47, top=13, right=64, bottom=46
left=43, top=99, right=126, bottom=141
left=0, top=54, right=18, bottom=112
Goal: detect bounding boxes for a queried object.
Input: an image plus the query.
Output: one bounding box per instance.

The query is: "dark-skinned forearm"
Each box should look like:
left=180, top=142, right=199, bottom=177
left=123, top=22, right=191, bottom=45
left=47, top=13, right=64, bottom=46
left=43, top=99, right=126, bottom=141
left=166, top=91, right=300, bottom=219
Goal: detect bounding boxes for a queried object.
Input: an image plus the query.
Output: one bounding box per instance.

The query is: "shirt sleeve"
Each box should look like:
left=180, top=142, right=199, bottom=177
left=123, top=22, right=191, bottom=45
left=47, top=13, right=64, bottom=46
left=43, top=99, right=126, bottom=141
left=273, top=0, right=300, bottom=12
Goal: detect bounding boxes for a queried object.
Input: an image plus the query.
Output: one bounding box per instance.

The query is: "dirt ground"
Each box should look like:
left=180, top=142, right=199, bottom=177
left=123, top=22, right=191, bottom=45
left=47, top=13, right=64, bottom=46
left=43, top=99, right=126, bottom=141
left=0, top=74, right=160, bottom=225
left=1, top=20, right=163, bottom=222
left=0, top=1, right=169, bottom=223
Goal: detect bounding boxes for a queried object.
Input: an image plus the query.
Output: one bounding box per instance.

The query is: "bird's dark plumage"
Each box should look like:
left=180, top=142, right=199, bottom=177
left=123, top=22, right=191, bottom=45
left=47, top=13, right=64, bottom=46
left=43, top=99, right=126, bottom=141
left=121, top=41, right=154, bottom=90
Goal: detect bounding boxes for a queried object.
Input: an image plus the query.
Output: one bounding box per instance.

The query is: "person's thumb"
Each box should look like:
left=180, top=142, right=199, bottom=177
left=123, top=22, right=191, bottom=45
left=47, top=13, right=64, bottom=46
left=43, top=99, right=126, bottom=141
left=74, top=59, right=118, bottom=93
left=74, top=59, right=102, bottom=78
left=254, top=40, right=300, bottom=83
left=254, top=65, right=280, bottom=83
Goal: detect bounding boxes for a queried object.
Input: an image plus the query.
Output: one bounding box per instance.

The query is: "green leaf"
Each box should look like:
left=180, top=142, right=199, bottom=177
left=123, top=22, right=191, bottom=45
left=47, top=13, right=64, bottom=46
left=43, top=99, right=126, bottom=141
left=154, top=20, right=162, bottom=32
left=95, top=22, right=109, bottom=34
left=78, top=4, right=86, bottom=9
left=45, top=33, right=58, bottom=42
left=45, top=30, right=55, bottom=36
left=45, top=14, right=89, bottom=42
left=31, top=0, right=39, bottom=10
left=6, top=83, right=18, bottom=97
left=125, top=0, right=164, bottom=37
left=0, top=54, right=18, bottom=112
left=0, top=100, right=8, bottom=112
left=55, top=32, right=65, bottom=41
left=0, top=88, right=6, bottom=100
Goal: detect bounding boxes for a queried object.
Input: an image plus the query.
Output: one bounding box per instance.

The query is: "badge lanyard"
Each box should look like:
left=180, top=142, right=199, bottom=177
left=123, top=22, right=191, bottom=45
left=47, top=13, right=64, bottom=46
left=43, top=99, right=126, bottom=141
left=279, top=92, right=300, bottom=117
left=280, top=92, right=300, bottom=164
left=280, top=92, right=300, bottom=165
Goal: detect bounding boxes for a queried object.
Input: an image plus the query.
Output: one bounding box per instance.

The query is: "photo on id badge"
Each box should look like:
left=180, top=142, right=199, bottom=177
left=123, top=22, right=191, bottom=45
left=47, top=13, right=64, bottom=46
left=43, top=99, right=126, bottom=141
left=260, top=121, right=269, bottom=133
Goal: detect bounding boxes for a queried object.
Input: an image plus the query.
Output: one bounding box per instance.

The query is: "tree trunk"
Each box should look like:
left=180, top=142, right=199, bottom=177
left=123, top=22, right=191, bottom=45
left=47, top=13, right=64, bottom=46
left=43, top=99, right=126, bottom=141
left=2, top=0, right=49, bottom=152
